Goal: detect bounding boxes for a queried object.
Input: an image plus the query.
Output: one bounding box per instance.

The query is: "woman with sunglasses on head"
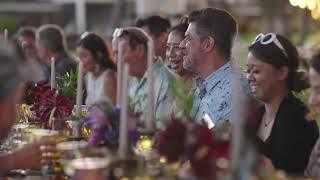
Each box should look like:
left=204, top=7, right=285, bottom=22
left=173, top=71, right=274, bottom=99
left=77, top=32, right=117, bottom=105
left=247, top=33, right=318, bottom=175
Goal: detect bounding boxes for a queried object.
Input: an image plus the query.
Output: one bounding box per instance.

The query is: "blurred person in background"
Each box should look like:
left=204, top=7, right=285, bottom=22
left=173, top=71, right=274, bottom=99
left=136, top=15, right=171, bottom=61
left=166, top=16, right=195, bottom=88
left=0, top=51, right=54, bottom=176
left=77, top=32, right=117, bottom=105
left=111, top=29, right=138, bottom=99
left=36, top=24, right=77, bottom=82
left=16, top=27, right=40, bottom=61
left=247, top=33, right=318, bottom=175
left=15, top=27, right=45, bottom=81
left=304, top=53, right=320, bottom=178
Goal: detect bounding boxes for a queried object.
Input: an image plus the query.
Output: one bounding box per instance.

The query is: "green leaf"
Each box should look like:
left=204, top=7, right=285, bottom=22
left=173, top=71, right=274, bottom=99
left=56, top=69, right=79, bottom=105
left=169, top=74, right=194, bottom=120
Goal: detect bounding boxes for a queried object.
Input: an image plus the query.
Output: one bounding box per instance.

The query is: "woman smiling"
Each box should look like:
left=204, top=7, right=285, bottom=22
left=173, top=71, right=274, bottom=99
left=247, top=33, right=318, bottom=174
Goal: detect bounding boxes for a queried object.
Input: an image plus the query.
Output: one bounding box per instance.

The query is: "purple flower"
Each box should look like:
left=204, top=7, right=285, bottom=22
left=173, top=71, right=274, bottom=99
left=129, top=130, right=140, bottom=144
left=82, top=102, right=141, bottom=147
left=88, top=131, right=103, bottom=147
left=104, top=130, right=118, bottom=141
left=87, top=106, right=108, bottom=126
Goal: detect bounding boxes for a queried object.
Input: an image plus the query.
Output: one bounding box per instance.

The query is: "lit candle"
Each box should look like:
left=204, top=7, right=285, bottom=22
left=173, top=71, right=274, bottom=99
left=146, top=40, right=155, bottom=130
left=76, top=61, right=84, bottom=117
left=50, top=57, right=56, bottom=89
left=118, top=63, right=129, bottom=158
left=116, top=44, right=123, bottom=107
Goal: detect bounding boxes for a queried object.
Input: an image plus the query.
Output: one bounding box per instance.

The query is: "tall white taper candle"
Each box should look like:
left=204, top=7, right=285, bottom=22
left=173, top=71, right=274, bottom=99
left=3, top=29, right=8, bottom=49
left=146, top=40, right=155, bottom=130
left=50, top=57, right=56, bottom=89
left=76, top=61, right=84, bottom=117
left=118, top=63, right=129, bottom=158
left=116, top=44, right=123, bottom=107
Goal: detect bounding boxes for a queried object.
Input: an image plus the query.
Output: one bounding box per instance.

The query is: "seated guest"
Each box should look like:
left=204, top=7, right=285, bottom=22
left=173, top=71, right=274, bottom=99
left=36, top=24, right=77, bottom=82
left=304, top=53, right=320, bottom=178
left=77, top=32, right=117, bottom=105
left=0, top=51, right=54, bottom=176
left=166, top=16, right=195, bottom=88
left=16, top=27, right=41, bottom=61
left=179, top=8, right=250, bottom=126
left=14, top=27, right=46, bottom=81
left=247, top=33, right=318, bottom=174
left=111, top=30, right=138, bottom=100
left=136, top=15, right=171, bottom=61
left=116, top=27, right=173, bottom=129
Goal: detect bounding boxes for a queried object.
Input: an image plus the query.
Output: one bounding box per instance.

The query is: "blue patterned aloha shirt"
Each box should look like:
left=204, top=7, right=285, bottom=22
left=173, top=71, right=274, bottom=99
left=192, top=60, right=251, bottom=126
left=130, top=57, right=174, bottom=129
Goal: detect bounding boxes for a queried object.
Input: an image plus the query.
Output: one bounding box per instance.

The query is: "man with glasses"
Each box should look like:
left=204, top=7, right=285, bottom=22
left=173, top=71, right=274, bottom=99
left=115, top=27, right=174, bottom=129
left=179, top=8, right=250, bottom=126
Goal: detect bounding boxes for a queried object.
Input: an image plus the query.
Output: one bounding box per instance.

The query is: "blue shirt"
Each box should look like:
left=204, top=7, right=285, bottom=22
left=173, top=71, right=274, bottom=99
left=192, top=61, right=250, bottom=126
left=130, top=58, right=174, bottom=129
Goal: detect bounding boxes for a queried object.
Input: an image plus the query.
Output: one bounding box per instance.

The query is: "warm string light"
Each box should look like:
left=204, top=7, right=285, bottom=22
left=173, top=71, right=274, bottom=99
left=289, top=0, right=320, bottom=19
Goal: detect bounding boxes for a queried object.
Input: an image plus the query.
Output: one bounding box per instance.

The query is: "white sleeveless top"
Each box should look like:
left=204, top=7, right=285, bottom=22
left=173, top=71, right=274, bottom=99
left=85, top=70, right=110, bottom=105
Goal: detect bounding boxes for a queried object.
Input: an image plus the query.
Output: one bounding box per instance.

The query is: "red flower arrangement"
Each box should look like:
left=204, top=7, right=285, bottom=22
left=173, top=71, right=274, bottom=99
left=24, top=80, right=50, bottom=105
left=155, top=120, right=230, bottom=179
left=185, top=121, right=217, bottom=179
left=155, top=119, right=186, bottom=163
left=31, top=89, right=72, bottom=124
left=24, top=81, right=73, bottom=128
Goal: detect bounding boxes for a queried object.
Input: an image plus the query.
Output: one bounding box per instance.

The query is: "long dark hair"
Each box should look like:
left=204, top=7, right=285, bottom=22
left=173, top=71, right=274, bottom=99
left=248, top=33, right=308, bottom=92
left=170, top=16, right=189, bottom=38
left=310, top=53, right=320, bottom=74
left=77, top=32, right=116, bottom=71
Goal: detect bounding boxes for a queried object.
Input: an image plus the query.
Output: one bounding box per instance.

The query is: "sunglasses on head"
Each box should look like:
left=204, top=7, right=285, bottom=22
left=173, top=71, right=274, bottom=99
left=112, top=28, right=123, bottom=38
left=112, top=28, right=147, bottom=47
left=251, top=33, right=288, bottom=58
left=80, top=31, right=89, bottom=39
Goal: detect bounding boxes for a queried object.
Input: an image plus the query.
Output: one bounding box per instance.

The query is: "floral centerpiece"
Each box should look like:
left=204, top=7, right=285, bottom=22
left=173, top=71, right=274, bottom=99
left=155, top=119, right=229, bottom=179
left=155, top=119, right=186, bottom=163
left=56, top=69, right=81, bottom=105
left=23, top=80, right=73, bottom=129
left=81, top=101, right=141, bottom=148
left=24, top=80, right=50, bottom=105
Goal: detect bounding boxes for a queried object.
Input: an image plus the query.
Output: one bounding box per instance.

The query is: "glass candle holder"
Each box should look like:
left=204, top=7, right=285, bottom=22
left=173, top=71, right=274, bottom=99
left=71, top=157, right=110, bottom=180
left=56, top=141, right=88, bottom=176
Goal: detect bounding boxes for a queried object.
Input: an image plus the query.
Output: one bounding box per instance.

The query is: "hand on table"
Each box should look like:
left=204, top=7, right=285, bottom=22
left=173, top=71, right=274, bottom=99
left=9, top=141, right=56, bottom=170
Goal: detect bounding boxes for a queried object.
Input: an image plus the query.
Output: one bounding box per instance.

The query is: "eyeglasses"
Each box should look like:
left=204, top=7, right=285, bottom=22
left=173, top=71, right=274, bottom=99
left=251, top=33, right=288, bottom=58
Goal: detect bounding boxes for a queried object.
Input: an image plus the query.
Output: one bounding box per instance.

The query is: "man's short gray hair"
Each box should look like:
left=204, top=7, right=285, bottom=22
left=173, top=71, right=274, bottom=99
left=36, top=24, right=67, bottom=54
